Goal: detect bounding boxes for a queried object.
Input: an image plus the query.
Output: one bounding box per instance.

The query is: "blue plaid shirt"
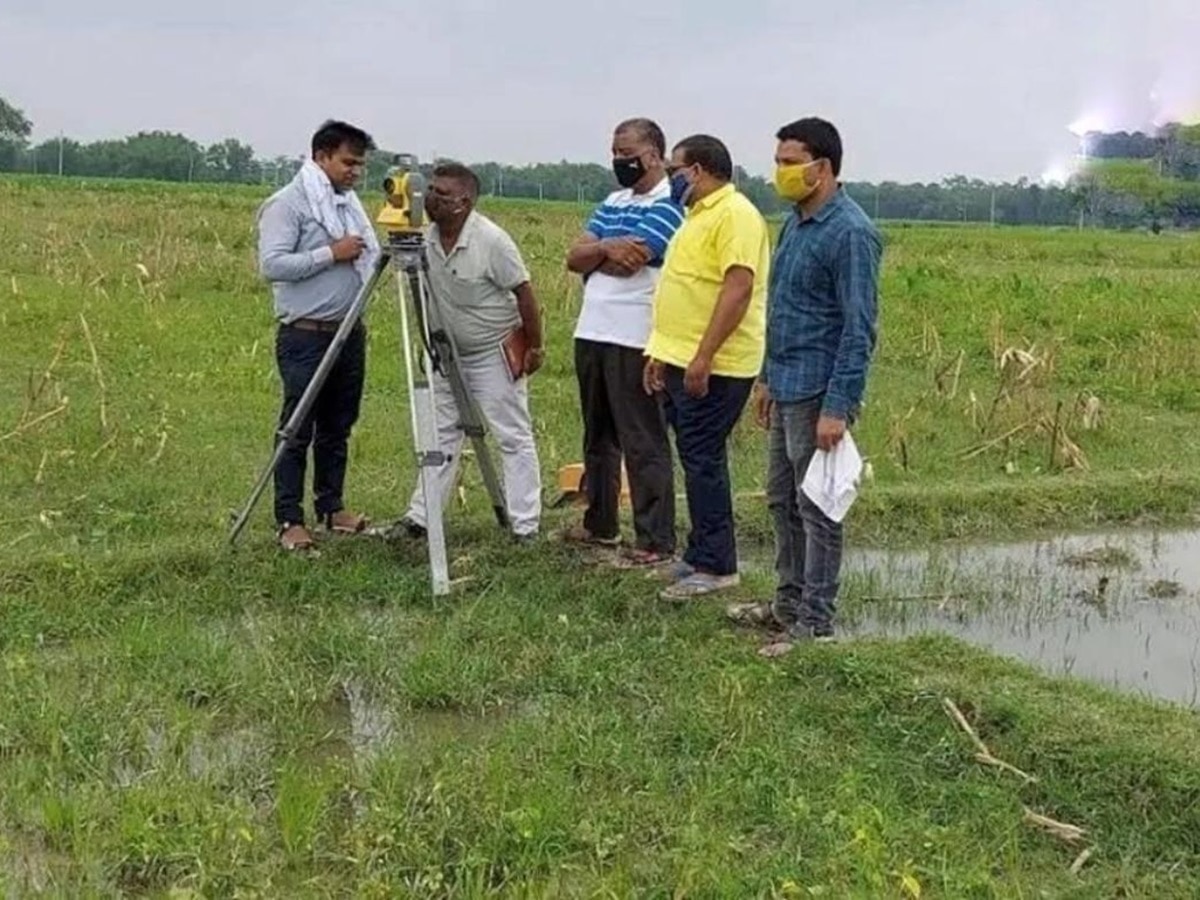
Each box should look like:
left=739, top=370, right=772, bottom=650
left=763, top=188, right=882, bottom=419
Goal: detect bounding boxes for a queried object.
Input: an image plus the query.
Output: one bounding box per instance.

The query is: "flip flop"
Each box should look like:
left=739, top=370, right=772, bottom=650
left=646, top=560, right=695, bottom=583
left=659, top=572, right=741, bottom=601
left=726, top=601, right=785, bottom=628
left=608, top=548, right=673, bottom=570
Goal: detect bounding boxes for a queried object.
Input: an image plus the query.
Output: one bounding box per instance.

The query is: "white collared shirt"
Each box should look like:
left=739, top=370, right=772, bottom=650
left=425, top=211, right=531, bottom=355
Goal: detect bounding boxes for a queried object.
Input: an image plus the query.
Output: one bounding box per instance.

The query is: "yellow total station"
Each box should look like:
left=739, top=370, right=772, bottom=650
left=376, top=153, right=427, bottom=234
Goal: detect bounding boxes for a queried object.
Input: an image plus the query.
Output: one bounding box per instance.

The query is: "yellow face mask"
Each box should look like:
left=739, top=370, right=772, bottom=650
left=774, top=160, right=820, bottom=202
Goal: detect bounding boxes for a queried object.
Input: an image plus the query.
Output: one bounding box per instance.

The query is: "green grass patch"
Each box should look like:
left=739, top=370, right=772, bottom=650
left=2, top=176, right=1200, bottom=894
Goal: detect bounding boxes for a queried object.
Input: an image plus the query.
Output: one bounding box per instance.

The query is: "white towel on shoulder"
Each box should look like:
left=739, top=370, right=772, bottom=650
left=298, top=159, right=381, bottom=285
left=801, top=432, right=864, bottom=524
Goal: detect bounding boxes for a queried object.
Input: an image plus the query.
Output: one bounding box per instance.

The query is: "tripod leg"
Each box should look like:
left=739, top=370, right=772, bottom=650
left=228, top=252, right=390, bottom=545
left=411, top=375, right=452, bottom=595
left=407, top=262, right=510, bottom=531
left=396, top=265, right=452, bottom=595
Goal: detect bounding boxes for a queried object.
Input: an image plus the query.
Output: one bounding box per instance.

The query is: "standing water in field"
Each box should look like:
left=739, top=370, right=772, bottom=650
left=838, top=528, right=1200, bottom=708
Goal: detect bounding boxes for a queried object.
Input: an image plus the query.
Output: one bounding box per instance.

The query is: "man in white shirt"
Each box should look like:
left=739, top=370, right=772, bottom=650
left=392, top=162, right=545, bottom=542
left=565, top=118, right=684, bottom=566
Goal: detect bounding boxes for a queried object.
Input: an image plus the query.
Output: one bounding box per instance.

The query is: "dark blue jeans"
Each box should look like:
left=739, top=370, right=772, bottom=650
left=661, top=366, right=754, bottom=576
left=768, top=397, right=844, bottom=636
left=273, top=322, right=366, bottom=527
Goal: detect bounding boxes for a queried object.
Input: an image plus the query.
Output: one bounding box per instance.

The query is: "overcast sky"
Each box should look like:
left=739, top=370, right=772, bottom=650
left=2, top=0, right=1197, bottom=183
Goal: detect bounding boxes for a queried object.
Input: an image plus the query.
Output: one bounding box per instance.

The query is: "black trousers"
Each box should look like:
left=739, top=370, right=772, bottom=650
left=273, top=322, right=366, bottom=527
left=661, top=365, right=754, bottom=576
left=574, top=339, right=676, bottom=553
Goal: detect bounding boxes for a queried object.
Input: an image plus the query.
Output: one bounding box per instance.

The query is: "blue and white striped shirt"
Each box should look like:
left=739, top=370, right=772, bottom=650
left=585, top=185, right=685, bottom=266
left=574, top=178, right=685, bottom=349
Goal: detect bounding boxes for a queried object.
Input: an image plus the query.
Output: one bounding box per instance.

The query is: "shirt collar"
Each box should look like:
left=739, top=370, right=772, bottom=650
left=799, top=185, right=847, bottom=224
left=692, top=182, right=735, bottom=212
left=645, top=175, right=671, bottom=198
left=432, top=210, right=480, bottom=254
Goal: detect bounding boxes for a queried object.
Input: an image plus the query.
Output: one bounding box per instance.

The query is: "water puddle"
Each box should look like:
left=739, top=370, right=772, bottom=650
left=314, top=679, right=526, bottom=768
left=836, top=528, right=1200, bottom=708
left=316, top=680, right=396, bottom=765
left=112, top=722, right=269, bottom=787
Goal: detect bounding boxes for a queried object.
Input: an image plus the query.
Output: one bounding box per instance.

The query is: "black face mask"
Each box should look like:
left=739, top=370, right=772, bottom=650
left=613, top=155, right=645, bottom=188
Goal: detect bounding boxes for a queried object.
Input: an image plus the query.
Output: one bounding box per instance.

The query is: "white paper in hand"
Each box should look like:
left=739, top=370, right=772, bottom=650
left=801, top=432, right=863, bottom=524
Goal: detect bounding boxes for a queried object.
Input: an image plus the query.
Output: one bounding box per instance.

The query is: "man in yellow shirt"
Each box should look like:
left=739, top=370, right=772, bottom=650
left=643, top=134, right=770, bottom=600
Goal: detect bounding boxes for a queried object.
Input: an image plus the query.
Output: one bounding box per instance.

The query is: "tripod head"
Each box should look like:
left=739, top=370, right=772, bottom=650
left=377, top=153, right=426, bottom=235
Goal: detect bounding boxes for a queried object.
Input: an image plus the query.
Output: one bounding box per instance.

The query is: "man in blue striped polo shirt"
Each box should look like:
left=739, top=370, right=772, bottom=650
left=729, top=117, right=883, bottom=654
left=564, top=118, right=685, bottom=566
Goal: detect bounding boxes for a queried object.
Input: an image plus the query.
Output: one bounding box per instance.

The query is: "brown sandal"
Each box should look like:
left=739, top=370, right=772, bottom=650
left=559, top=524, right=619, bottom=547
left=323, top=511, right=370, bottom=535
left=278, top=523, right=315, bottom=552
left=609, top=548, right=673, bottom=569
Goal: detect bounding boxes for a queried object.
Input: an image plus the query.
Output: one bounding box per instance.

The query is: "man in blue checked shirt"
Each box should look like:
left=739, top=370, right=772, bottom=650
left=728, top=117, right=882, bottom=655
left=564, top=118, right=685, bottom=567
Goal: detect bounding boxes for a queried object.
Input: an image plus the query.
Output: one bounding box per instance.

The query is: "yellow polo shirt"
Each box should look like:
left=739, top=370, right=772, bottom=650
left=644, top=183, right=769, bottom=378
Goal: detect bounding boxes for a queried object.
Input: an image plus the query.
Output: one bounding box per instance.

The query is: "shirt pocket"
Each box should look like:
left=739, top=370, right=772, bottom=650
left=796, top=244, right=835, bottom=305
left=444, top=258, right=492, bottom=301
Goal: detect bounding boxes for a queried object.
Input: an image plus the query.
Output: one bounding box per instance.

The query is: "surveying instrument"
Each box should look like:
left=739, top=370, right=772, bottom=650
left=228, top=154, right=509, bottom=596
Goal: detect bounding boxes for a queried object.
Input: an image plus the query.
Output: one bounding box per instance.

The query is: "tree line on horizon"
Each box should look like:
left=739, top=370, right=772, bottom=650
left=3, top=94, right=1198, bottom=229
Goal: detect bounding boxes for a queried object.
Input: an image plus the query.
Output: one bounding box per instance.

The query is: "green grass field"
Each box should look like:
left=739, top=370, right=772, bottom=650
left=2, top=175, right=1200, bottom=896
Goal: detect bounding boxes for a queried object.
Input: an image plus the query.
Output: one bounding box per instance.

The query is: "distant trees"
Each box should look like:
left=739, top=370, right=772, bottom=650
left=2, top=91, right=1198, bottom=228
left=1, top=92, right=289, bottom=185
left=1063, top=125, right=1200, bottom=229
left=21, top=131, right=273, bottom=184
left=0, top=96, right=32, bottom=171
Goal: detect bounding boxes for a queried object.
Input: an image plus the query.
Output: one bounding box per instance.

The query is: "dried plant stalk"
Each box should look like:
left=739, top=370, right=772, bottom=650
left=943, top=698, right=1038, bottom=783
left=78, top=313, right=110, bottom=432
left=1023, top=808, right=1088, bottom=844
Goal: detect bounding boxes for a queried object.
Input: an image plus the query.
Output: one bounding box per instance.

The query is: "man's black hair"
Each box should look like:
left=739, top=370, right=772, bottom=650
left=673, top=134, right=733, bottom=182
left=432, top=161, right=481, bottom=199
left=776, top=117, right=843, bottom=176
left=311, top=120, right=375, bottom=158
left=615, top=117, right=667, bottom=157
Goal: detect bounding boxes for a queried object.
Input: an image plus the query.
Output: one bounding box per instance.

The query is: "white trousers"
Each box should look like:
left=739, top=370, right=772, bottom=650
left=405, top=347, right=542, bottom=536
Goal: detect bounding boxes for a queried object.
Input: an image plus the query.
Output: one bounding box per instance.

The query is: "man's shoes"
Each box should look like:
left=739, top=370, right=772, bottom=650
left=321, top=510, right=370, bottom=535
left=609, top=547, right=674, bottom=570
left=277, top=522, right=316, bottom=553
left=726, top=601, right=790, bottom=629
left=559, top=524, right=620, bottom=548
left=758, top=626, right=837, bottom=658
left=512, top=532, right=539, bottom=546
left=367, top=516, right=426, bottom=540
left=397, top=517, right=427, bottom=539
left=646, top=559, right=695, bottom=583
left=659, top=571, right=741, bottom=602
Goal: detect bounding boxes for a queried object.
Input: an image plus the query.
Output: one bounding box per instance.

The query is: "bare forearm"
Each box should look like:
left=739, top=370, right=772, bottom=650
left=566, top=239, right=606, bottom=274
left=515, top=284, right=543, bottom=347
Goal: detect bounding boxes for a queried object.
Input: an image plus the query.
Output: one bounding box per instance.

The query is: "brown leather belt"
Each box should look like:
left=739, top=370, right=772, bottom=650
left=287, top=318, right=343, bottom=334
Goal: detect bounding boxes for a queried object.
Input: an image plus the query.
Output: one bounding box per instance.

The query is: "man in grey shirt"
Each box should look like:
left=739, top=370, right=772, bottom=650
left=389, top=162, right=546, bottom=541
left=256, top=120, right=381, bottom=551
